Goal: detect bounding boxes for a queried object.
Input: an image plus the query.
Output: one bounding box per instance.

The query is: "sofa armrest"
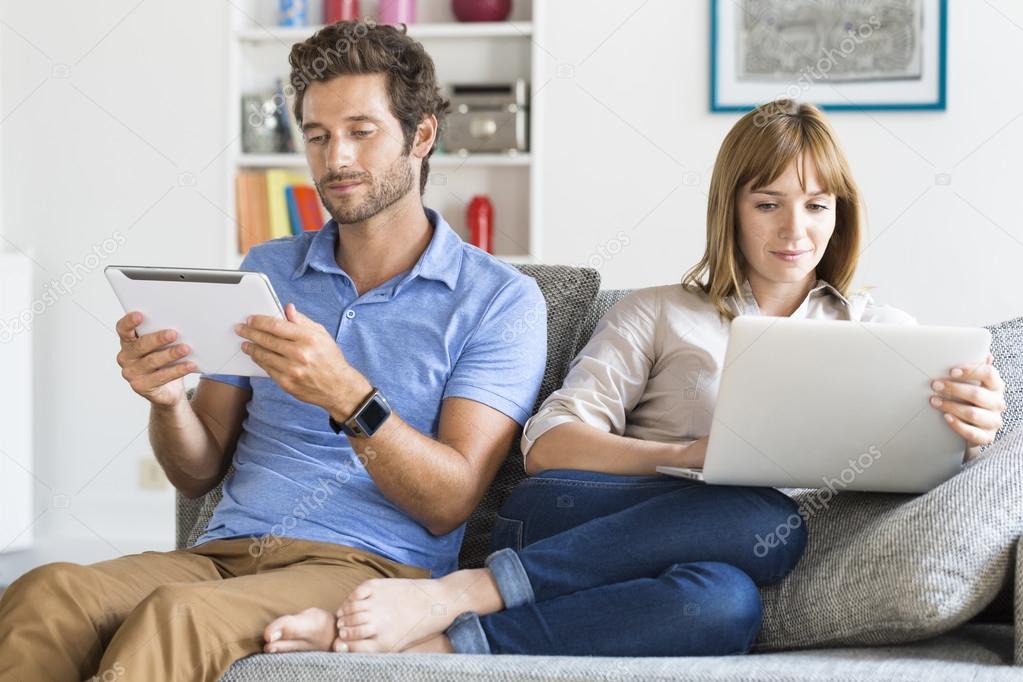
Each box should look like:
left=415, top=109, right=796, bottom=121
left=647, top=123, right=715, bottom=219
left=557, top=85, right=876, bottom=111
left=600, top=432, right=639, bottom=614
left=174, top=386, right=222, bottom=549
left=176, top=492, right=205, bottom=550
left=1017, top=535, right=1022, bottom=665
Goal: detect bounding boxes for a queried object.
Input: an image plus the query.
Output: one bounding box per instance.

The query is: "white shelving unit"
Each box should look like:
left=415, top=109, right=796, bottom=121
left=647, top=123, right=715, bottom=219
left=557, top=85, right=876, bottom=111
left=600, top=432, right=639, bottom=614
left=238, top=152, right=532, bottom=168
left=225, top=0, right=542, bottom=267
left=237, top=20, right=534, bottom=41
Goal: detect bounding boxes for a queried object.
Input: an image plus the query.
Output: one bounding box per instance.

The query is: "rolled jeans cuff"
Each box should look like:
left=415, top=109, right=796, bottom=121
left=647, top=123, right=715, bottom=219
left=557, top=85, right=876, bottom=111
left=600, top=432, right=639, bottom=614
left=484, top=547, right=534, bottom=608
left=445, top=612, right=491, bottom=654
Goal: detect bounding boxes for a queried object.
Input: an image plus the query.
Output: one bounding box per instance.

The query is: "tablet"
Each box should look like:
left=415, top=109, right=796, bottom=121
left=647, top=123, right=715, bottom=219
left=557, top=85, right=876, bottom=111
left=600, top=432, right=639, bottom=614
left=105, top=265, right=285, bottom=378
left=658, top=316, right=991, bottom=493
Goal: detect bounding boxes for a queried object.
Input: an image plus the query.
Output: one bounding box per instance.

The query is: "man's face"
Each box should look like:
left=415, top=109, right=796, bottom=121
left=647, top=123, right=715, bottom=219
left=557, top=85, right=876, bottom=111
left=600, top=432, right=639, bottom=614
left=301, top=74, right=416, bottom=225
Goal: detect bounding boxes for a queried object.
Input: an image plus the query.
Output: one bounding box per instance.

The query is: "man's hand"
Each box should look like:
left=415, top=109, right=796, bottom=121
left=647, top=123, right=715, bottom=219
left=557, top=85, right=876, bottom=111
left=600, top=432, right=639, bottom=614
left=929, top=352, right=1006, bottom=461
left=116, top=312, right=195, bottom=408
left=236, top=303, right=372, bottom=419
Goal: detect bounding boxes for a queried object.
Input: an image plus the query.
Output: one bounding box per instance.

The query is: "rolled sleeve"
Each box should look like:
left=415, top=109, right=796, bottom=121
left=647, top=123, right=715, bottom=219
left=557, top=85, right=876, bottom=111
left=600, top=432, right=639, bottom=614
left=520, top=290, right=657, bottom=458
left=858, top=292, right=919, bottom=325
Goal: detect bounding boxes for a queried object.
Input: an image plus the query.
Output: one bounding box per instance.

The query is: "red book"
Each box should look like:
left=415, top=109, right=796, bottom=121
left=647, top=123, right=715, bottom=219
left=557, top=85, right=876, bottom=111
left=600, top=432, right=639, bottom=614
left=294, top=185, right=326, bottom=231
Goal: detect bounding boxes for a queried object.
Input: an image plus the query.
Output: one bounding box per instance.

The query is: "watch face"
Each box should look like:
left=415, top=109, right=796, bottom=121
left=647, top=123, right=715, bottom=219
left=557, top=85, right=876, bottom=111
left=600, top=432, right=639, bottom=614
left=360, top=396, right=389, bottom=428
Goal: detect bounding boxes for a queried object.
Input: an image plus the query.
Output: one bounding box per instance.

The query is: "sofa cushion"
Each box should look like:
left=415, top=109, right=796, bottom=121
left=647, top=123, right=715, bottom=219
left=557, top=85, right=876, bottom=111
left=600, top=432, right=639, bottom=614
left=219, top=623, right=1015, bottom=681
left=754, top=316, right=1023, bottom=650
left=755, top=424, right=1023, bottom=651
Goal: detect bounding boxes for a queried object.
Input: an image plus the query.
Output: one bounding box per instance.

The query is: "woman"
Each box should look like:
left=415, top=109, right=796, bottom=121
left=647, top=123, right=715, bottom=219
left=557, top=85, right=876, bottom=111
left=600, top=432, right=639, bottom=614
left=263, top=100, right=1006, bottom=657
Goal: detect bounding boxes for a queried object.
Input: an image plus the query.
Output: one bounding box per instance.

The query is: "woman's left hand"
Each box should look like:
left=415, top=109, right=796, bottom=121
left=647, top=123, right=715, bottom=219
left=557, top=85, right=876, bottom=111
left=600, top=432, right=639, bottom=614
left=930, top=352, right=1006, bottom=449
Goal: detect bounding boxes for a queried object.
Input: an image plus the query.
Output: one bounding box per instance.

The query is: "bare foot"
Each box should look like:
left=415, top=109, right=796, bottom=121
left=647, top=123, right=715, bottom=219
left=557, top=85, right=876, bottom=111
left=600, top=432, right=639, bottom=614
left=402, top=633, right=454, bottom=654
left=334, top=568, right=503, bottom=653
left=263, top=607, right=336, bottom=653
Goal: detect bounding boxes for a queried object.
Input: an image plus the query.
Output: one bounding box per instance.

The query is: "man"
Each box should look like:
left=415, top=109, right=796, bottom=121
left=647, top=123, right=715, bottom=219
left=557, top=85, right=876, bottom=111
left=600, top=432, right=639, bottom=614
left=0, top=22, right=546, bottom=681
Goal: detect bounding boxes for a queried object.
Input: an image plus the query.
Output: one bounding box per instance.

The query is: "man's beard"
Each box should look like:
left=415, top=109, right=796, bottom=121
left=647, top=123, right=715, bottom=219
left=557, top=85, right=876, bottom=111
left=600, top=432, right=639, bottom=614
left=316, top=153, right=415, bottom=225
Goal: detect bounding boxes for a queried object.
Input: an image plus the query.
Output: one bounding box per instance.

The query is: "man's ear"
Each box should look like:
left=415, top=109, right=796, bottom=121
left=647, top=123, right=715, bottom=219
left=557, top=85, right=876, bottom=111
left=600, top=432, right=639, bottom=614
left=411, top=114, right=438, bottom=158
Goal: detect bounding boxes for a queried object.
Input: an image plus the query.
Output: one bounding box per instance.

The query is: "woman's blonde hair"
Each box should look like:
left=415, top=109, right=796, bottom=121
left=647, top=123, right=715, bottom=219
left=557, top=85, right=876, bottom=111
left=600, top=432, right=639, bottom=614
left=682, top=100, right=863, bottom=321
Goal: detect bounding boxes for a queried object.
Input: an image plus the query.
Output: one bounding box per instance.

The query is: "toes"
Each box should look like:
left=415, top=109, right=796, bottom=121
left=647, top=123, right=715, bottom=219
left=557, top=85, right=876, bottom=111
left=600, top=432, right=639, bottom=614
left=348, top=581, right=376, bottom=602
left=264, top=614, right=304, bottom=644
left=337, top=611, right=371, bottom=628
left=264, top=638, right=318, bottom=654
left=264, top=616, right=289, bottom=644
left=337, top=623, right=376, bottom=642
left=263, top=608, right=334, bottom=651
left=338, top=597, right=372, bottom=617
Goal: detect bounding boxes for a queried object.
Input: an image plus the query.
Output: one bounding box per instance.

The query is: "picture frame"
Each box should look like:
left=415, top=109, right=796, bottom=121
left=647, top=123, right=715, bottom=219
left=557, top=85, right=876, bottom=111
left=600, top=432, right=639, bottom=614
left=710, top=0, right=947, bottom=112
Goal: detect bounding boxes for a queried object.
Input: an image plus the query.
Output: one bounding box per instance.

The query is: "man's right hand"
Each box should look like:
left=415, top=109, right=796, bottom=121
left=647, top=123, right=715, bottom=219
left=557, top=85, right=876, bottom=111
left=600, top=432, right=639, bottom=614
left=116, top=311, right=195, bottom=408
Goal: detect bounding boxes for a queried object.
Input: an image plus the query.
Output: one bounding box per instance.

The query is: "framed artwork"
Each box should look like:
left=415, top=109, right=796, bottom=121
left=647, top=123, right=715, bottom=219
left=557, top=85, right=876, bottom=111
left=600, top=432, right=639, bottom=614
left=710, top=0, right=947, bottom=112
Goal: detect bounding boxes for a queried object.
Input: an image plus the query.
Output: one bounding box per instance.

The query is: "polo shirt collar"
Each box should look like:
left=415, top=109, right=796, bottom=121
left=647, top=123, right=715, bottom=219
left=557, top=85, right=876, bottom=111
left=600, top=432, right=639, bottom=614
left=290, top=207, right=462, bottom=290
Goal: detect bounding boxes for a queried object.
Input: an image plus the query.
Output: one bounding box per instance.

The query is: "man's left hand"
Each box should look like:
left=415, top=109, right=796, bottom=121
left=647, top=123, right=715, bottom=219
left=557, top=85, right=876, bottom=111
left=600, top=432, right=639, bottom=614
left=237, top=303, right=371, bottom=417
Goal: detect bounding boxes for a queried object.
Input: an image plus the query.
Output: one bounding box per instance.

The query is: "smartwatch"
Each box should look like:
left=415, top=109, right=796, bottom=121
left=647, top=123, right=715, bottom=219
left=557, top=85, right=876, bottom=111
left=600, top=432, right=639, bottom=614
left=329, top=387, right=392, bottom=438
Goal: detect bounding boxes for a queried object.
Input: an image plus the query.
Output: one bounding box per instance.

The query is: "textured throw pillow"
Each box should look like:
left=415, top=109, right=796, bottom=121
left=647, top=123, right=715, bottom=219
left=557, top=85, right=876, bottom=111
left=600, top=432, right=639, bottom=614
left=755, top=425, right=1023, bottom=650
left=755, top=315, right=1023, bottom=650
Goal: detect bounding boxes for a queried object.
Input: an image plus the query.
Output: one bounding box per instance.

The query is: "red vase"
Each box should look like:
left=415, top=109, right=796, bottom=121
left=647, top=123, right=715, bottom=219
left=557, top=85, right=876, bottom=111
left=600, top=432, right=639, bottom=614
left=325, top=0, right=359, bottom=23
left=467, top=195, right=494, bottom=253
left=452, top=0, right=511, bottom=22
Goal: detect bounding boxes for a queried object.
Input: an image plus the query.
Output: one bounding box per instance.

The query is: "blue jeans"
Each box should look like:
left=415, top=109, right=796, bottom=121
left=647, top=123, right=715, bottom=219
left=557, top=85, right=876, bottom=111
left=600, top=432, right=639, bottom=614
left=445, top=469, right=807, bottom=656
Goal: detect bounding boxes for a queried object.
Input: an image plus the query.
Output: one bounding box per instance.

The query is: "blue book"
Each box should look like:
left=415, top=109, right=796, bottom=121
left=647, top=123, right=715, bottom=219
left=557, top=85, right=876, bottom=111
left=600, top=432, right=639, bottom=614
left=285, top=186, right=302, bottom=236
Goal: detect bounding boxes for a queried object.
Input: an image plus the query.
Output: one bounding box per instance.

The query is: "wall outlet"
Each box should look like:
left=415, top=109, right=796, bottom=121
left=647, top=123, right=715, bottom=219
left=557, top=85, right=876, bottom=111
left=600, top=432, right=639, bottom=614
left=138, top=459, right=168, bottom=490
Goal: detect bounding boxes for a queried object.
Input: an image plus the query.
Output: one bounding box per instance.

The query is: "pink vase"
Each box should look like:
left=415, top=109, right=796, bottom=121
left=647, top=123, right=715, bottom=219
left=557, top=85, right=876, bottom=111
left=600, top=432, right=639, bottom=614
left=452, top=0, right=511, bottom=22
left=378, top=0, right=415, bottom=24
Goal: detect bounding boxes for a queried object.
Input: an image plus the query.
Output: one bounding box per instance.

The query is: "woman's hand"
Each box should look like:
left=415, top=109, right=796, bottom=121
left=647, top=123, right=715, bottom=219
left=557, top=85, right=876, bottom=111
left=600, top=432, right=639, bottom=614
left=929, top=353, right=1006, bottom=452
left=675, top=437, right=709, bottom=469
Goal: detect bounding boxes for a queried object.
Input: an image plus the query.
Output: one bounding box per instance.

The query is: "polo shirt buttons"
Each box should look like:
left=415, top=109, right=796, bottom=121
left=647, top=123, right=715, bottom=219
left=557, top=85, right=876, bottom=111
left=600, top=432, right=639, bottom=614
left=345, top=309, right=356, bottom=320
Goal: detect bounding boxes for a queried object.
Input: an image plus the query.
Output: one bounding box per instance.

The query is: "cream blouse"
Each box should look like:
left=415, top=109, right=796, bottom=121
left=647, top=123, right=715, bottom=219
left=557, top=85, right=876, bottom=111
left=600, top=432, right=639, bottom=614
left=520, top=278, right=917, bottom=459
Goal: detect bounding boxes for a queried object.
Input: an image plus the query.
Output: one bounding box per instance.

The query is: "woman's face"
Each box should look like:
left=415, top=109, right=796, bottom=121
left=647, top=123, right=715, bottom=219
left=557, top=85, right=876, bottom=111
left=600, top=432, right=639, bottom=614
left=736, top=155, right=837, bottom=287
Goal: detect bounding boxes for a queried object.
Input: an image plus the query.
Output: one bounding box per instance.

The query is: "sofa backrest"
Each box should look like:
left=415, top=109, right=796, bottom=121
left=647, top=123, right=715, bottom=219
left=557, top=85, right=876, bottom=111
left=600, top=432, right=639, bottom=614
left=176, top=272, right=1023, bottom=571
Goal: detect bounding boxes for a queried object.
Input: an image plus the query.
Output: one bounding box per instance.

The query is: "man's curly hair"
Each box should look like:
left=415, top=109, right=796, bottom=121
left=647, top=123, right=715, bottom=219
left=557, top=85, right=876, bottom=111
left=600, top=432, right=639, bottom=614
left=288, top=21, right=449, bottom=194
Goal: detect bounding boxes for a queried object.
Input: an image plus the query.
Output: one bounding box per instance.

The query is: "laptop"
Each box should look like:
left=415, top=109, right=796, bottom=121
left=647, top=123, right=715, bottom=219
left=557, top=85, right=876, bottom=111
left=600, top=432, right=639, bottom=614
left=656, top=316, right=992, bottom=493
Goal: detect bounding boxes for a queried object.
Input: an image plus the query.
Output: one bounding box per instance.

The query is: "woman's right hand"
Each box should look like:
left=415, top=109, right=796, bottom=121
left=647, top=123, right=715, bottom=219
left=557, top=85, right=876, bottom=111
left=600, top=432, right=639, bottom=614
left=115, top=312, right=196, bottom=408
left=676, top=437, right=709, bottom=469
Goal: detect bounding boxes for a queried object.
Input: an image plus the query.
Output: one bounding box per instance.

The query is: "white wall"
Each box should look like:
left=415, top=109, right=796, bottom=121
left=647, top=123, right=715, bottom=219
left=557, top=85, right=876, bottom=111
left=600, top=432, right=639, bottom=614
left=0, top=0, right=1019, bottom=580
left=534, top=0, right=1023, bottom=327
left=0, top=0, right=232, bottom=580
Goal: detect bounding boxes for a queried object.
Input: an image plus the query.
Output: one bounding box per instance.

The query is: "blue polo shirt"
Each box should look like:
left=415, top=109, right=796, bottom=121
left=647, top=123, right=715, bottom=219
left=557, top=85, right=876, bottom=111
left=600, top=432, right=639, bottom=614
left=194, top=208, right=546, bottom=576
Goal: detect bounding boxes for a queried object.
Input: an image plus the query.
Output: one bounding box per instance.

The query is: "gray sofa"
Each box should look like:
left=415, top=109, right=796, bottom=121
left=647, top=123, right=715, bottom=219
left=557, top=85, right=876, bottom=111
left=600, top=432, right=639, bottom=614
left=178, top=265, right=1022, bottom=680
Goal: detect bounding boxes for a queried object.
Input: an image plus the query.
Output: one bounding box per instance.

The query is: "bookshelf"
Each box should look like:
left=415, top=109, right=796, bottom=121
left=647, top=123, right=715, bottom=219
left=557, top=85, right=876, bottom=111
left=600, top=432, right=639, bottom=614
left=225, top=0, right=542, bottom=267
